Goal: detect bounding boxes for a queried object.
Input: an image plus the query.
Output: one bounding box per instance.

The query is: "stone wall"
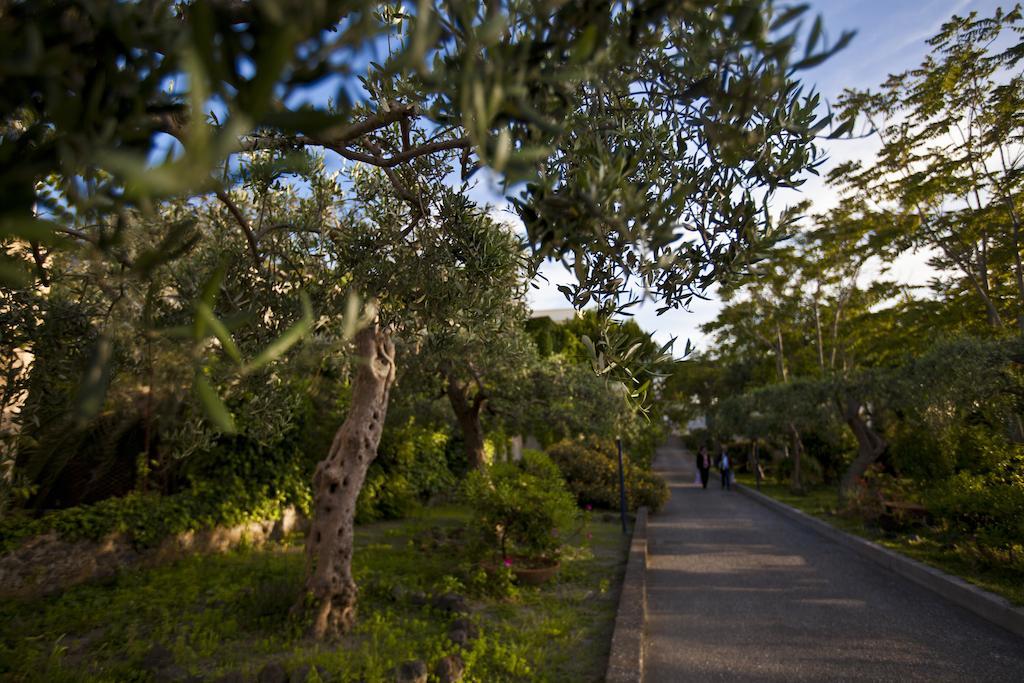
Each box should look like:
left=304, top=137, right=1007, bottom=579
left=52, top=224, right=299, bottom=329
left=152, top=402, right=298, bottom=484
left=0, top=507, right=307, bottom=600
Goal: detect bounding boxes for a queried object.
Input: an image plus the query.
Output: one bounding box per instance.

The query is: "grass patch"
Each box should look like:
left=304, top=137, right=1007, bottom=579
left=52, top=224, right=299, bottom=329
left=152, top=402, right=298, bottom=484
left=0, top=505, right=628, bottom=682
left=735, top=474, right=1024, bottom=606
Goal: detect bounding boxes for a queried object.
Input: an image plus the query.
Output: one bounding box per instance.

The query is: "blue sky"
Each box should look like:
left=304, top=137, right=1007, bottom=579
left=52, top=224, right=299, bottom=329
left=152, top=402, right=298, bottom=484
left=526, top=0, right=1012, bottom=353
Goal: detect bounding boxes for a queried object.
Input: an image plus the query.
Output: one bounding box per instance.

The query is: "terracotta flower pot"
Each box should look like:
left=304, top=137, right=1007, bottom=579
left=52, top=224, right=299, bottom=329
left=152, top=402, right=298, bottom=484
left=484, top=555, right=561, bottom=585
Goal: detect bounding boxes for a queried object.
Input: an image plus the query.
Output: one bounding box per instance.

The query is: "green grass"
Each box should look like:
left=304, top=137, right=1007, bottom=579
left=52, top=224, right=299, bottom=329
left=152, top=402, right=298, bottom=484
left=0, top=506, right=628, bottom=682
left=735, top=474, right=1024, bottom=606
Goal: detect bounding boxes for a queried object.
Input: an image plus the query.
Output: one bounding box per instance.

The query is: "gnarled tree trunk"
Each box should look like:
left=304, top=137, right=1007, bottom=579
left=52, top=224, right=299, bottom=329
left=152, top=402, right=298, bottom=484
left=838, top=397, right=886, bottom=502
left=300, top=324, right=395, bottom=640
left=445, top=374, right=487, bottom=470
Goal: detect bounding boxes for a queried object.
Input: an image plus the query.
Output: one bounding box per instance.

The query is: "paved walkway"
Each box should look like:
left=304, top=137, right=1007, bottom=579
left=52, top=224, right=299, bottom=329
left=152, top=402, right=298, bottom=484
left=643, top=437, right=1024, bottom=682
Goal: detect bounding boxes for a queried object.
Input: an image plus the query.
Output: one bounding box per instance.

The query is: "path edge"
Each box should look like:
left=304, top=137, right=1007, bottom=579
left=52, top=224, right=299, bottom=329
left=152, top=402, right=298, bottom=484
left=736, top=483, right=1024, bottom=640
left=605, top=506, right=648, bottom=683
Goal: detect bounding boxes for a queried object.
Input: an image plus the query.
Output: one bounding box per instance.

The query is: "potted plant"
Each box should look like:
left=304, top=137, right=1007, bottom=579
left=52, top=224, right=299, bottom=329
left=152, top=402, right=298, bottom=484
left=463, top=451, right=580, bottom=585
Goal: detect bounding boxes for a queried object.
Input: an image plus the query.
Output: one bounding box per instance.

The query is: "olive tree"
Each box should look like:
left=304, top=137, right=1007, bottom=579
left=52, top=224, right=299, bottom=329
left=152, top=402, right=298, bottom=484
left=2, top=0, right=851, bottom=638
left=300, top=165, right=527, bottom=637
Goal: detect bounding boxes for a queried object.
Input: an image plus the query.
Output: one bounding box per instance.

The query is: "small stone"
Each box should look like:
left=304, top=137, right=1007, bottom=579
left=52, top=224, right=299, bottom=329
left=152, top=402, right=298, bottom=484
left=451, top=617, right=478, bottom=638
left=432, top=592, right=469, bottom=614
left=434, top=654, right=465, bottom=683
left=141, top=643, right=175, bottom=672
left=409, top=591, right=428, bottom=606
left=447, top=617, right=479, bottom=646
left=256, top=661, right=288, bottom=683
left=393, top=659, right=428, bottom=683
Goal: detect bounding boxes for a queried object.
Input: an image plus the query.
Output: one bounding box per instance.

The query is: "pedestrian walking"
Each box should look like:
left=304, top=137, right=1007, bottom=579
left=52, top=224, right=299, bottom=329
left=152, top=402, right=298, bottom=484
left=696, top=445, right=711, bottom=489
left=719, top=445, right=732, bottom=490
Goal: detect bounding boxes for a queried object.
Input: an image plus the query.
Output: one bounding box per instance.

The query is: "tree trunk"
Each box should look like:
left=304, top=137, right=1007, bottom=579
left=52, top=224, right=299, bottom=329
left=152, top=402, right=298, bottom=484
left=1008, top=201, right=1024, bottom=334
left=446, top=375, right=487, bottom=470
left=775, top=323, right=788, bottom=382
left=300, top=324, right=395, bottom=640
left=838, top=397, right=886, bottom=502
left=812, top=298, right=825, bottom=373
left=789, top=422, right=804, bottom=494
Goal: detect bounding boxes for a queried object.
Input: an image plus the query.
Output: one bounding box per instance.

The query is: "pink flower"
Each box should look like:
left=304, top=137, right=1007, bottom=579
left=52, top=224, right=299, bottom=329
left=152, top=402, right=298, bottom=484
left=503, top=558, right=513, bottom=567
left=586, top=532, right=593, bottom=540
left=585, top=504, right=593, bottom=511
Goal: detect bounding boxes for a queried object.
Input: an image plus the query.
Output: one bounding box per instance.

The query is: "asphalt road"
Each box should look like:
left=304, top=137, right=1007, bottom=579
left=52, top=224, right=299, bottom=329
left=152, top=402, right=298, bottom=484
left=643, top=438, right=1024, bottom=682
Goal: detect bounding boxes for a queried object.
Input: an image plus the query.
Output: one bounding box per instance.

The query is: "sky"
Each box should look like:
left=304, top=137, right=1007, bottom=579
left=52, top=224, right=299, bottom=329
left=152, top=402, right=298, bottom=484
left=522, top=0, right=1012, bottom=354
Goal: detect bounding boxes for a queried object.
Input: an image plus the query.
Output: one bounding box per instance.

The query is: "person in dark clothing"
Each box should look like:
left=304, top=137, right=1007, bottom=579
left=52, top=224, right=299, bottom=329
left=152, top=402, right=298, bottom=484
left=696, top=445, right=711, bottom=489
left=719, top=445, right=732, bottom=490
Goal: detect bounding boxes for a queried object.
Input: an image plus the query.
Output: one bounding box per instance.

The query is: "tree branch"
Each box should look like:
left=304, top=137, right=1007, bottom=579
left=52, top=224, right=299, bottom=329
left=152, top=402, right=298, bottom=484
left=59, top=227, right=133, bottom=268
left=324, top=137, right=471, bottom=168
left=29, top=241, right=49, bottom=286
left=214, top=190, right=261, bottom=266
left=321, top=103, right=417, bottom=146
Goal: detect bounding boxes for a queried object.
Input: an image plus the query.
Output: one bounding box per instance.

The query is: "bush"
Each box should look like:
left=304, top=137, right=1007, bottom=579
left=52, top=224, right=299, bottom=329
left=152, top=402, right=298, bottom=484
left=619, top=417, right=666, bottom=469
left=928, top=453, right=1024, bottom=548
left=356, top=420, right=454, bottom=522
left=0, top=458, right=312, bottom=553
left=462, top=452, right=579, bottom=562
left=545, top=437, right=669, bottom=513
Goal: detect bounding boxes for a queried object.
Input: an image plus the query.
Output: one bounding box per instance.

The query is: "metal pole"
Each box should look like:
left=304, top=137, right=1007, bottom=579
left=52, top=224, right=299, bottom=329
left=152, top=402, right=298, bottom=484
left=616, top=437, right=628, bottom=533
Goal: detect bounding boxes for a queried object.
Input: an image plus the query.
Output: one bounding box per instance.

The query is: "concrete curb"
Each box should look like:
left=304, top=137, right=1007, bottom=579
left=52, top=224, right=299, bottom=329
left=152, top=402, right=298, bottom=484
left=736, top=483, right=1024, bottom=640
left=605, top=507, right=648, bottom=683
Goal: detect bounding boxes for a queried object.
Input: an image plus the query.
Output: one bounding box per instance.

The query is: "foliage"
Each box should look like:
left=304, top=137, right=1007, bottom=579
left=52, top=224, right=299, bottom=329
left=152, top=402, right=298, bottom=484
left=773, top=451, right=824, bottom=487
left=509, top=355, right=624, bottom=447
left=928, top=452, right=1024, bottom=549
left=0, top=461, right=311, bottom=554
left=545, top=438, right=670, bottom=513
left=834, top=5, right=1024, bottom=333
left=1, top=0, right=851, bottom=638
left=462, top=452, right=580, bottom=562
left=0, top=0, right=851, bottom=440
left=356, top=420, right=454, bottom=523
left=618, top=416, right=667, bottom=470
left=0, top=507, right=628, bottom=681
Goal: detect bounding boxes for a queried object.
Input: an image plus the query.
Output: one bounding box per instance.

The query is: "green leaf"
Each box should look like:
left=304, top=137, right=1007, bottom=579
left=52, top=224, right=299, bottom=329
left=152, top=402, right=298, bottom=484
left=805, top=16, right=822, bottom=58
left=0, top=255, right=31, bottom=288
left=571, top=25, right=599, bottom=64
left=771, top=5, right=809, bottom=31
left=342, top=291, right=361, bottom=341
left=194, top=372, right=236, bottom=434
left=194, top=264, right=227, bottom=340
left=197, top=303, right=242, bottom=364
left=0, top=216, right=60, bottom=245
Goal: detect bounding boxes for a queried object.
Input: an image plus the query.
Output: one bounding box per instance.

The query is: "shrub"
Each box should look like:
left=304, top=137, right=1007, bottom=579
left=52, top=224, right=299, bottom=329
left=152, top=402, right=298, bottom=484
left=0, top=457, right=312, bottom=553
left=462, top=452, right=579, bottom=562
left=928, top=453, right=1024, bottom=548
left=356, top=421, right=453, bottom=522
left=545, top=437, right=669, bottom=513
